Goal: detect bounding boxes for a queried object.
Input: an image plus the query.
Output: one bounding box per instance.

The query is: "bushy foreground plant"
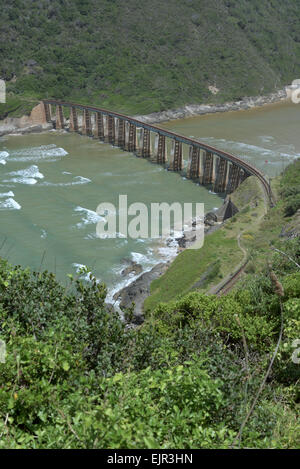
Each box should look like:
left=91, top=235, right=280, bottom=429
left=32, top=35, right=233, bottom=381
left=0, top=254, right=299, bottom=448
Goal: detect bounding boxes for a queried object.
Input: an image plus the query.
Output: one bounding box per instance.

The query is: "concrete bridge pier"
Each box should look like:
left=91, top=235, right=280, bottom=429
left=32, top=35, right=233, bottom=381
left=154, top=134, right=166, bottom=164
left=213, top=157, right=228, bottom=193
left=107, top=115, right=115, bottom=144
left=169, top=140, right=183, bottom=171
left=137, top=128, right=151, bottom=158
left=142, top=128, right=151, bottom=158
left=202, top=151, right=214, bottom=185
left=55, top=105, right=65, bottom=130
left=82, top=109, right=93, bottom=136
left=128, top=123, right=137, bottom=152
left=94, top=112, right=105, bottom=140
left=187, top=145, right=200, bottom=179
left=69, top=107, right=79, bottom=132
left=117, top=118, right=126, bottom=148
left=103, top=115, right=109, bottom=142
left=226, top=163, right=242, bottom=193
left=43, top=103, right=52, bottom=123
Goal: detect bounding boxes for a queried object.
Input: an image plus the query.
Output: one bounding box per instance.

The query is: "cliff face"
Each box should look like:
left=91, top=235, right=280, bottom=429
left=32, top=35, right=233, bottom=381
left=1, top=0, right=300, bottom=115
left=0, top=103, right=52, bottom=136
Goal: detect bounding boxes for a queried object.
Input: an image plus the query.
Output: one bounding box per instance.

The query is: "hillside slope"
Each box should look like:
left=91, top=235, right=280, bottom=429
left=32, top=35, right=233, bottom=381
left=1, top=0, right=300, bottom=116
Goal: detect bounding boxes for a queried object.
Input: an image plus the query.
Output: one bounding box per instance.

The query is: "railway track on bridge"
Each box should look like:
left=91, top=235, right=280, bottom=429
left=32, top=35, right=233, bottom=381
left=42, top=99, right=274, bottom=205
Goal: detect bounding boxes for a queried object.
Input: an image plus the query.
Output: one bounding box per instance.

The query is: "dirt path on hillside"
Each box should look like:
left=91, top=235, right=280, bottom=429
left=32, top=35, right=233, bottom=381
left=208, top=182, right=269, bottom=296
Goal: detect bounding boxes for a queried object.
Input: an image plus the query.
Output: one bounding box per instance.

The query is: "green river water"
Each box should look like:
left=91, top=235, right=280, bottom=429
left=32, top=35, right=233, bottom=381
left=0, top=100, right=299, bottom=298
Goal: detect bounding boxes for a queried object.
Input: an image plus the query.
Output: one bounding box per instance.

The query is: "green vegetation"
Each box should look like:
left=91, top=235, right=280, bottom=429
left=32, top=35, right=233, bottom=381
left=145, top=175, right=266, bottom=310
left=1, top=0, right=300, bottom=117
left=0, top=162, right=299, bottom=449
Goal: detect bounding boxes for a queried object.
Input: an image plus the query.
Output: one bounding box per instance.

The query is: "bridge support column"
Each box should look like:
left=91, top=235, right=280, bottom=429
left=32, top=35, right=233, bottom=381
left=169, top=140, right=183, bottom=171
left=139, top=128, right=150, bottom=158
left=55, top=105, right=65, bottom=130
left=213, top=157, right=228, bottom=193
left=117, top=118, right=126, bottom=148
left=187, top=146, right=200, bottom=179
left=154, top=134, right=166, bottom=164
left=226, top=163, right=242, bottom=193
left=127, top=123, right=137, bottom=152
left=107, top=115, right=115, bottom=144
left=43, top=103, right=52, bottom=123
left=202, top=151, right=214, bottom=185
left=94, top=112, right=105, bottom=140
left=82, top=109, right=92, bottom=136
left=69, top=107, right=79, bottom=132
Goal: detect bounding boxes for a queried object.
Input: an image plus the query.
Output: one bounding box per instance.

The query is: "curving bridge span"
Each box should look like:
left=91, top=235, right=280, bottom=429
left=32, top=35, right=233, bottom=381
left=42, top=100, right=273, bottom=202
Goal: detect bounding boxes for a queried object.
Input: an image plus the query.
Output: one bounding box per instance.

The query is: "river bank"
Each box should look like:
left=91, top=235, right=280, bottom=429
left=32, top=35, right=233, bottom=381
left=134, top=88, right=289, bottom=124
left=111, top=213, right=224, bottom=323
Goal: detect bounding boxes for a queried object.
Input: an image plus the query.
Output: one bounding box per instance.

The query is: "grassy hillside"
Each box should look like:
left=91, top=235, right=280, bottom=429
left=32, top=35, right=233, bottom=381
left=145, top=160, right=300, bottom=310
left=1, top=0, right=300, bottom=118
left=145, top=176, right=267, bottom=310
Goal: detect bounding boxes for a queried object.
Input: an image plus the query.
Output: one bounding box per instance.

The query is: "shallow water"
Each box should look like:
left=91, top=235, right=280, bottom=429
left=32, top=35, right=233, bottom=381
left=0, top=100, right=299, bottom=294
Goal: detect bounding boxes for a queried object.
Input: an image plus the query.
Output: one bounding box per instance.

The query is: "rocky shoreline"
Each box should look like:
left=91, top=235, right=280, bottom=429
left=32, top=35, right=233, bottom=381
left=112, top=218, right=224, bottom=323
left=134, top=88, right=288, bottom=124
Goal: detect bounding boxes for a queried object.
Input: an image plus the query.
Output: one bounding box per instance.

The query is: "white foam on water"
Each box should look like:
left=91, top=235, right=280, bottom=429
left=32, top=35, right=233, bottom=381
left=41, top=175, right=91, bottom=187
left=259, top=136, right=275, bottom=143
left=0, top=198, right=21, bottom=211
left=4, top=165, right=44, bottom=185
left=3, top=177, right=38, bottom=185
left=200, top=136, right=300, bottom=161
left=41, top=229, right=47, bottom=239
left=0, top=151, right=9, bottom=165
left=0, top=191, right=14, bottom=198
left=8, top=144, right=68, bottom=163
left=74, top=206, right=105, bottom=228
left=74, top=176, right=91, bottom=184
left=131, top=251, right=153, bottom=266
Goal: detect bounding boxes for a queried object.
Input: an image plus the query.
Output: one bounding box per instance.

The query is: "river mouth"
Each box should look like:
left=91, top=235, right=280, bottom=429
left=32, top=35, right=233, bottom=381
left=1, top=100, right=299, bottom=297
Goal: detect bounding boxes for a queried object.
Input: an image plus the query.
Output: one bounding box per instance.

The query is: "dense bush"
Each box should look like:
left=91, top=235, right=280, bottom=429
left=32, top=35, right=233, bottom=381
left=0, top=246, right=299, bottom=448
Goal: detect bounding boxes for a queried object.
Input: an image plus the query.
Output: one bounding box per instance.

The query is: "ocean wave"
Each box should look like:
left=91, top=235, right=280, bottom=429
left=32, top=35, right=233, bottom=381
left=41, top=175, right=91, bottom=187
left=200, top=136, right=300, bottom=161
left=74, top=206, right=105, bottom=228
left=4, top=165, right=44, bottom=185
left=0, top=197, right=21, bottom=210
left=0, top=191, right=14, bottom=198
left=8, top=165, right=44, bottom=179
left=8, top=144, right=68, bottom=163
left=0, top=151, right=9, bottom=165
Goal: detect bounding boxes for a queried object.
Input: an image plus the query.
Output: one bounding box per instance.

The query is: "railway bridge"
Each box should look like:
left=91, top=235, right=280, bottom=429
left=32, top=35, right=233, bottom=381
left=42, top=100, right=273, bottom=200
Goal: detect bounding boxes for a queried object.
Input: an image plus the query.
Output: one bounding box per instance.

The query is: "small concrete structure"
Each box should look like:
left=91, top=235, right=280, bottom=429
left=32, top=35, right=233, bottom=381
left=214, top=197, right=239, bottom=222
